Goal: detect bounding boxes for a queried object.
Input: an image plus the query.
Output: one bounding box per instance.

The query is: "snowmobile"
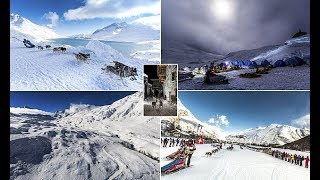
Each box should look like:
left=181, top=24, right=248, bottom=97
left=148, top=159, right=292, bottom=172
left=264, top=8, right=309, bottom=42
left=161, top=154, right=187, bottom=175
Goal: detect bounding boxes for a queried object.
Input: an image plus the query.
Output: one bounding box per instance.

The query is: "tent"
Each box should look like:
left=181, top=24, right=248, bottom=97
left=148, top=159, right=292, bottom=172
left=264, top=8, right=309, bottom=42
left=260, top=60, right=271, bottom=67
left=303, top=55, right=310, bottom=65
left=248, top=61, right=258, bottom=69
left=232, top=61, right=239, bottom=66
left=244, top=60, right=253, bottom=67
left=284, top=57, right=305, bottom=66
left=273, top=60, right=286, bottom=67
left=237, top=60, right=245, bottom=67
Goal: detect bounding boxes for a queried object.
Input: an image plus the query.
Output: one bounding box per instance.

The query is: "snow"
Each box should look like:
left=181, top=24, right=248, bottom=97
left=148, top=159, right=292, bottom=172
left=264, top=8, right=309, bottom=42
left=179, top=65, right=310, bottom=90
left=251, top=35, right=310, bottom=64
left=131, top=40, right=160, bottom=61
left=10, top=92, right=160, bottom=179
left=161, top=99, right=224, bottom=140
left=91, top=22, right=160, bottom=42
left=10, top=15, right=160, bottom=90
left=161, top=144, right=310, bottom=180
left=226, top=124, right=310, bottom=145
left=10, top=13, right=62, bottom=42
left=10, top=107, right=54, bottom=116
left=10, top=39, right=158, bottom=90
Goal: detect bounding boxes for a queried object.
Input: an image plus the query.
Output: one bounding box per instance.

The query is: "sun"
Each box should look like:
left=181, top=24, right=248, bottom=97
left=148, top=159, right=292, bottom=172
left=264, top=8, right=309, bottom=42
left=212, top=0, right=234, bottom=21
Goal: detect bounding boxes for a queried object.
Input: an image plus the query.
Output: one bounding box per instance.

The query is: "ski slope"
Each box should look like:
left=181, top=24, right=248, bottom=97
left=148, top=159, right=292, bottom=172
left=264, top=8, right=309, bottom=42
left=10, top=39, right=158, bottom=90
left=10, top=93, right=160, bottom=179
left=161, top=144, right=310, bottom=180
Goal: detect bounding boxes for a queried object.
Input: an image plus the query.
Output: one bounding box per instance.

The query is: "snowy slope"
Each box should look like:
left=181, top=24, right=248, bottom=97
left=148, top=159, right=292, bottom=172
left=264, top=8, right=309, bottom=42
left=161, top=40, right=224, bottom=69
left=10, top=39, right=157, bottom=90
left=161, top=99, right=223, bottom=140
left=57, top=92, right=160, bottom=159
left=10, top=93, right=160, bottom=180
left=10, top=13, right=61, bottom=42
left=219, top=35, right=310, bottom=65
left=10, top=107, right=54, bottom=116
left=91, top=22, right=159, bottom=42
left=226, top=124, right=310, bottom=145
left=161, top=144, right=310, bottom=180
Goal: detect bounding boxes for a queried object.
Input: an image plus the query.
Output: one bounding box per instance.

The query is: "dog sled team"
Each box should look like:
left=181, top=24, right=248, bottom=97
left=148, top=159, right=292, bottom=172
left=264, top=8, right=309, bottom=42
left=101, top=61, right=138, bottom=80
left=205, top=144, right=222, bottom=157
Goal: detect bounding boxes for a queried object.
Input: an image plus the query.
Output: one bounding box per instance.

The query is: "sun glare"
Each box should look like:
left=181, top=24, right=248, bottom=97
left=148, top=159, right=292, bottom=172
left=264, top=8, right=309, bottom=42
left=212, top=0, right=234, bottom=21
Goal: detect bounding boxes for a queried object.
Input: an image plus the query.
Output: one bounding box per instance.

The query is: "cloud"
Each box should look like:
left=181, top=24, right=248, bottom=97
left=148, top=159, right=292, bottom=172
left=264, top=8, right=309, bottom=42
left=291, top=114, right=310, bottom=128
left=64, top=0, right=160, bottom=20
left=162, top=0, right=310, bottom=53
left=43, top=11, right=59, bottom=28
left=133, top=15, right=160, bottom=30
left=208, top=115, right=230, bottom=127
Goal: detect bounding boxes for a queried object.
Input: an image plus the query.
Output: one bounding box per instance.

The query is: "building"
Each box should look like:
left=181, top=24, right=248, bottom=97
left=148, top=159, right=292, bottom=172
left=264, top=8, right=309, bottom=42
left=158, top=65, right=177, bottom=103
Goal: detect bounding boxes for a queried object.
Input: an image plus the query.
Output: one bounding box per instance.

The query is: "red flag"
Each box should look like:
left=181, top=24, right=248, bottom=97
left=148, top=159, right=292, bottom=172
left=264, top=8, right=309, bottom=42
left=196, top=137, right=204, bottom=144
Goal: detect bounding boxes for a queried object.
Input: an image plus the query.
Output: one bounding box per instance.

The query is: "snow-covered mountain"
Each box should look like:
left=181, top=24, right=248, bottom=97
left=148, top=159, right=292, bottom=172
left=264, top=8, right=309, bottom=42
left=161, top=39, right=224, bottom=69
left=10, top=107, right=54, bottom=116
left=226, top=124, right=310, bottom=145
left=10, top=92, right=160, bottom=179
left=91, top=22, right=159, bottom=42
left=10, top=13, right=61, bottom=42
left=219, top=35, right=310, bottom=65
left=161, top=99, right=224, bottom=140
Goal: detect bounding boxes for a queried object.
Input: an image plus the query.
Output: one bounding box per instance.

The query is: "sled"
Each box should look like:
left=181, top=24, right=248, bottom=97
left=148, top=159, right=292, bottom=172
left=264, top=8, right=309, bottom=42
left=165, top=150, right=183, bottom=160
left=204, top=74, right=229, bottom=84
left=23, top=39, right=35, bottom=48
left=161, top=155, right=187, bottom=174
left=178, top=72, right=195, bottom=82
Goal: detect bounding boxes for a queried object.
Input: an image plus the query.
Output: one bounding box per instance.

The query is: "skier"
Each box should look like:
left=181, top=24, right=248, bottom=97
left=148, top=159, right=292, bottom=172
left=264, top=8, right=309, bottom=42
left=185, top=139, right=196, bottom=167
left=305, top=156, right=309, bottom=168
left=176, top=138, right=180, bottom=146
left=172, top=138, right=175, bottom=147
left=169, top=138, right=172, bottom=147
left=291, top=154, right=294, bottom=164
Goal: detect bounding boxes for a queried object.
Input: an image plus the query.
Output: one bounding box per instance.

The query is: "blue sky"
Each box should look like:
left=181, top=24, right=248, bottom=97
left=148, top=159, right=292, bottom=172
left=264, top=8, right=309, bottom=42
left=10, top=91, right=135, bottom=112
left=10, top=0, right=160, bottom=35
left=179, top=91, right=310, bottom=133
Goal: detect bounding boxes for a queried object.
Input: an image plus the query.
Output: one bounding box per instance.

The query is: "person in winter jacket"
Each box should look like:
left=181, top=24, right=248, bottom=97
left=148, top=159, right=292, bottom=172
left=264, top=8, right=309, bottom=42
left=297, top=155, right=301, bottom=165
left=300, top=156, right=304, bottom=166
left=305, top=156, right=309, bottom=168
left=291, top=154, right=294, bottom=164
left=185, top=139, right=196, bottom=167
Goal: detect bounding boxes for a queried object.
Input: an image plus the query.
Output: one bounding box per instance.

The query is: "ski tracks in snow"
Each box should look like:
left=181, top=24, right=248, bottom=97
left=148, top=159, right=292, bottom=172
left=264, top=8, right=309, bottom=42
left=103, top=145, right=125, bottom=180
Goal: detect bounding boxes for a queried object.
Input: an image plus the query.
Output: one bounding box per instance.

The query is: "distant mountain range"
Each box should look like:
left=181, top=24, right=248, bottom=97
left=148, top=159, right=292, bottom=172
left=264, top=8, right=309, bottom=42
left=10, top=13, right=159, bottom=43
left=90, top=22, right=159, bottom=42
left=10, top=13, right=61, bottom=42
left=226, top=124, right=310, bottom=145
